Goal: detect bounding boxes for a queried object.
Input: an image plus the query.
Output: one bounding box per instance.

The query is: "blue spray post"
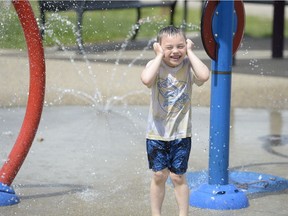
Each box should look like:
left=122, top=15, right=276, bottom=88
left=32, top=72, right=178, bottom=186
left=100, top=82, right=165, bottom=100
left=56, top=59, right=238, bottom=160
left=189, top=0, right=248, bottom=209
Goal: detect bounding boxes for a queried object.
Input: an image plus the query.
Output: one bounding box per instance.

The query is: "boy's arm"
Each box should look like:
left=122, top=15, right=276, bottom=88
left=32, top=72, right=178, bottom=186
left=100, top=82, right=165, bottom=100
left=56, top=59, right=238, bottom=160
left=186, top=39, right=210, bottom=83
left=141, top=43, right=164, bottom=88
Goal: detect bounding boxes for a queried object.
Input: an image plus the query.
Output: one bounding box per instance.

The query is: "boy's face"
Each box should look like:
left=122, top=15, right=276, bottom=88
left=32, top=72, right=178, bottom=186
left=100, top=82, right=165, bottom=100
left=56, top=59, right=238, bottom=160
left=160, top=34, right=187, bottom=67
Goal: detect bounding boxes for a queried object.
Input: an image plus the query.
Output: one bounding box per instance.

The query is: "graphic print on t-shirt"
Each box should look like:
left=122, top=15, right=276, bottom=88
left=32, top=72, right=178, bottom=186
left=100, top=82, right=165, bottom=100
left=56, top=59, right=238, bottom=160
left=157, top=76, right=189, bottom=114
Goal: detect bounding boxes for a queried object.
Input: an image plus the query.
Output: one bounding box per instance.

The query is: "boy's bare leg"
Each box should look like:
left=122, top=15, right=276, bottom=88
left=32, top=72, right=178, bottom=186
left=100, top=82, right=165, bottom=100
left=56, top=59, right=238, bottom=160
left=150, top=169, right=169, bottom=216
left=170, top=173, right=189, bottom=216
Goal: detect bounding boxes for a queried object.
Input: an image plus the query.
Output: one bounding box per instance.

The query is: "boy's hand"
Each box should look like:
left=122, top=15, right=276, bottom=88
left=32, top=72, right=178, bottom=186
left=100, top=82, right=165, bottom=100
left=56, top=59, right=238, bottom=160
left=153, top=42, right=164, bottom=57
left=186, top=39, right=194, bottom=52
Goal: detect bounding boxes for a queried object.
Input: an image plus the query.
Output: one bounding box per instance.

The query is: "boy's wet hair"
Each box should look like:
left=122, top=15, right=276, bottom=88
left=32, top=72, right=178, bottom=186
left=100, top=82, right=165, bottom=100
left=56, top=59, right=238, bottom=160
left=157, top=25, right=186, bottom=44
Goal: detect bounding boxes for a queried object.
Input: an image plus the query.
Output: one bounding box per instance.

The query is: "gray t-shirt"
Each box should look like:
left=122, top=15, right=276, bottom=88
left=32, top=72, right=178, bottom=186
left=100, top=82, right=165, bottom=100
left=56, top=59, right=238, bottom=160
left=146, top=58, right=200, bottom=141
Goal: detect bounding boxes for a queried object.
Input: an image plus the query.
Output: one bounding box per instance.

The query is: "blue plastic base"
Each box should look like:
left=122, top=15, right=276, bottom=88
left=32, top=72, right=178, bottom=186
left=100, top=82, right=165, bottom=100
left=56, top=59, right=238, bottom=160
left=0, top=183, right=20, bottom=206
left=187, top=170, right=288, bottom=210
left=189, top=183, right=249, bottom=210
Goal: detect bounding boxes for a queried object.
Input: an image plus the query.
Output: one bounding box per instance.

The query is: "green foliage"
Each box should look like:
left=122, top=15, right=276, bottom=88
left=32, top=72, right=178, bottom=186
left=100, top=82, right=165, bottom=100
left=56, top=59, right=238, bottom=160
left=0, top=4, right=25, bottom=49
left=0, top=2, right=287, bottom=49
left=245, top=16, right=273, bottom=38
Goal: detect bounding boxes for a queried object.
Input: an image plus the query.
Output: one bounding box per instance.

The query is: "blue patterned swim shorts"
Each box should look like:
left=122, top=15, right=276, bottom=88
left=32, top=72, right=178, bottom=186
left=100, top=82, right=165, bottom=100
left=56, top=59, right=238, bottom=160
left=146, top=137, right=191, bottom=175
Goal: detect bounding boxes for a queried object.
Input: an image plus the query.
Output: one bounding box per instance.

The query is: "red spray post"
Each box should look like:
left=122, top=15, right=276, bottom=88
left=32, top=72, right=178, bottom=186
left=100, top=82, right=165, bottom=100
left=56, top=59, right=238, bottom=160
left=0, top=0, right=45, bottom=206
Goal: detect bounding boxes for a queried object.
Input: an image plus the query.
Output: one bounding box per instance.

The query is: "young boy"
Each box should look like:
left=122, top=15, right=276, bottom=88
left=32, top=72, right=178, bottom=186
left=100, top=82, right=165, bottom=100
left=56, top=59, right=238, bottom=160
left=141, top=26, right=210, bottom=216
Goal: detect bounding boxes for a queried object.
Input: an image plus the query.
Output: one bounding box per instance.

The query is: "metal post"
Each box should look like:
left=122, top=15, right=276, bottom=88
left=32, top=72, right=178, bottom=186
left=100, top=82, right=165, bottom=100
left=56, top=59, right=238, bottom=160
left=189, top=0, right=249, bottom=209
left=208, top=0, right=233, bottom=186
left=272, top=0, right=285, bottom=58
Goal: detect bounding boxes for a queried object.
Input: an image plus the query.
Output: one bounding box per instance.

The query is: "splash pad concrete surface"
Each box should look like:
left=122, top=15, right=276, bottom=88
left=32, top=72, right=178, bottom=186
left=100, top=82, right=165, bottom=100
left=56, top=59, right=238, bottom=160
left=0, top=34, right=288, bottom=215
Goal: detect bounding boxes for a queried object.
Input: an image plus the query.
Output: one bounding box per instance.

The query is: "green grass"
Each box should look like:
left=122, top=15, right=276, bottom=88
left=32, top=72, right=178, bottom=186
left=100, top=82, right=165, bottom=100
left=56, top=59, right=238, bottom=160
left=0, top=1, right=287, bottom=49
left=244, top=15, right=285, bottom=38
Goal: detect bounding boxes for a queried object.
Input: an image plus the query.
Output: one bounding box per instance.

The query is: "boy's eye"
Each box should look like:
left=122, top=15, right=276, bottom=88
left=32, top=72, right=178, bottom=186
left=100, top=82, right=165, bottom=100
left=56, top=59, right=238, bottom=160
left=165, top=45, right=185, bottom=50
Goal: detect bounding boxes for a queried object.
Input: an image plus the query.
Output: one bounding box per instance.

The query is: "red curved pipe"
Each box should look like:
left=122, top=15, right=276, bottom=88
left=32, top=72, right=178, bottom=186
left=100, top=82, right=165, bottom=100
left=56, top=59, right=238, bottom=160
left=0, top=0, right=45, bottom=185
left=201, top=0, right=245, bottom=60
left=233, top=1, right=245, bottom=55
left=201, top=0, right=219, bottom=60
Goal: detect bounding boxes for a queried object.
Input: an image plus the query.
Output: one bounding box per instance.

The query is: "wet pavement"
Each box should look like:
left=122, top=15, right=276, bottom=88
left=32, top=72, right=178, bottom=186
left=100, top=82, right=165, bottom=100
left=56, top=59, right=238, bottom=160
left=0, top=105, right=287, bottom=216
left=0, top=9, right=288, bottom=216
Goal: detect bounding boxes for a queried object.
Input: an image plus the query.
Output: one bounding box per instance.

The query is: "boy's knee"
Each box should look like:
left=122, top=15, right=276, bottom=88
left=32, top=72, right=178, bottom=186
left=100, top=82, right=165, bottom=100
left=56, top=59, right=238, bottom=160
left=170, top=172, right=186, bottom=185
left=153, top=170, right=169, bottom=184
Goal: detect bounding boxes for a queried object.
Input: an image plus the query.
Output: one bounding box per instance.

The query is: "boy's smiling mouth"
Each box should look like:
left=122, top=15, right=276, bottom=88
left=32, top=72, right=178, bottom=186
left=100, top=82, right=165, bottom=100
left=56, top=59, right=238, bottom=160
left=170, top=55, right=181, bottom=61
